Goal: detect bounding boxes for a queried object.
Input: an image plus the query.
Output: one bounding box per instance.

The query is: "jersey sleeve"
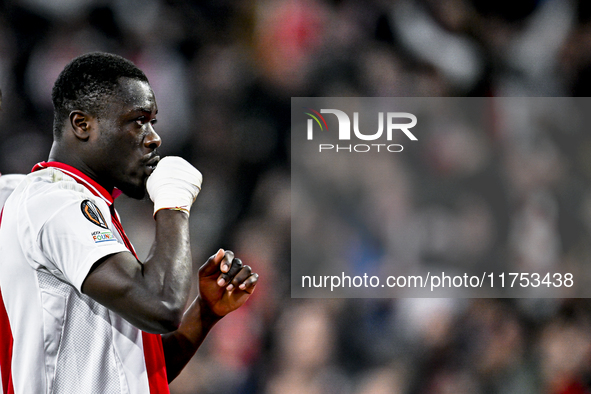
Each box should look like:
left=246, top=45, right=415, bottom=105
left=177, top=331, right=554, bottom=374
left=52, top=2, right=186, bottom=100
left=33, top=192, right=129, bottom=292
left=0, top=174, right=26, bottom=207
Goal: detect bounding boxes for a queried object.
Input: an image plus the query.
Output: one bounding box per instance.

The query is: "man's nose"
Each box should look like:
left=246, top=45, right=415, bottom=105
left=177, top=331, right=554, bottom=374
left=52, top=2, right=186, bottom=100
left=144, top=125, right=161, bottom=149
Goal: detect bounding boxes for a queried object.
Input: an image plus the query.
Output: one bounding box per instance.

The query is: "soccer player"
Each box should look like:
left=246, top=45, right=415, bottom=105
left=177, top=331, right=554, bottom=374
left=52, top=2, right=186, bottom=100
left=0, top=53, right=258, bottom=393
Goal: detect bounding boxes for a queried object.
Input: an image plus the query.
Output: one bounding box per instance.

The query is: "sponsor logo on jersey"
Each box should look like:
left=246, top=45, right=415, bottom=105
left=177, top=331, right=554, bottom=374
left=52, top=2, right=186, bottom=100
left=81, top=200, right=109, bottom=229
left=91, top=230, right=117, bottom=243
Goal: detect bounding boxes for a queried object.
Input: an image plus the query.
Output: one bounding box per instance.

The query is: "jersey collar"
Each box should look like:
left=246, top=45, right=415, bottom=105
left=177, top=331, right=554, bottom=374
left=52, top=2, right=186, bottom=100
left=32, top=161, right=122, bottom=206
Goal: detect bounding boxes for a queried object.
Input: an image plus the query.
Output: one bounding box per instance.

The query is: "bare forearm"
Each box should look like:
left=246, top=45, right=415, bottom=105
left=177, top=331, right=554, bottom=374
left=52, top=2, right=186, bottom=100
left=162, top=296, right=221, bottom=382
left=82, top=209, right=193, bottom=333
left=143, top=210, right=193, bottom=313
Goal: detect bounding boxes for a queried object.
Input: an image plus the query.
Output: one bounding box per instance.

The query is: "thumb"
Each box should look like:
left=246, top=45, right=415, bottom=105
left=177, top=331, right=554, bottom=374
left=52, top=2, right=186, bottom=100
left=199, top=248, right=226, bottom=276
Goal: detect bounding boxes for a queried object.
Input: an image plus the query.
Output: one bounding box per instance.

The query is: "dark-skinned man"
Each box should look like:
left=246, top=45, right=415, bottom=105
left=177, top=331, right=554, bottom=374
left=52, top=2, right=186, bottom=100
left=0, top=52, right=258, bottom=394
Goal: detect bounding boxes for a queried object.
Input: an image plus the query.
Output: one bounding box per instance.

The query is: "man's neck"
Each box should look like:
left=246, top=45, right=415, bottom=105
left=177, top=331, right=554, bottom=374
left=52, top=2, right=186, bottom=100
left=47, top=142, right=113, bottom=192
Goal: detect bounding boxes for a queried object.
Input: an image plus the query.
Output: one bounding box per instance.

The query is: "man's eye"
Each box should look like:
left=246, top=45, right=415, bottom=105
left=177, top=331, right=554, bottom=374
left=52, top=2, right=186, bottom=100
left=135, top=117, right=157, bottom=126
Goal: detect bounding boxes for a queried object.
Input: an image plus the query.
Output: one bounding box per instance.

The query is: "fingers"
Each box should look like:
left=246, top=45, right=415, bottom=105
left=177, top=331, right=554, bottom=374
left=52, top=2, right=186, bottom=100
left=226, top=266, right=259, bottom=293
left=200, top=249, right=259, bottom=294
left=220, top=250, right=234, bottom=273
left=199, top=248, right=227, bottom=276
left=217, top=254, right=241, bottom=287
left=237, top=271, right=259, bottom=294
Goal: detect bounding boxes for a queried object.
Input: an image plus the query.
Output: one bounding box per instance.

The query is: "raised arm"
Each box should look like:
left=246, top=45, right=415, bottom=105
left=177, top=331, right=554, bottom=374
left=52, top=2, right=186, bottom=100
left=81, top=156, right=258, bottom=380
left=82, top=209, right=192, bottom=333
left=81, top=157, right=202, bottom=333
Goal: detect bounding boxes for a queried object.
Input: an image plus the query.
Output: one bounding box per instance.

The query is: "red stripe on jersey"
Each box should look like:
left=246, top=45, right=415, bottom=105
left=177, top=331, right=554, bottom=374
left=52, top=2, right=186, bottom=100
left=142, top=332, right=169, bottom=393
left=0, top=288, right=14, bottom=394
left=109, top=208, right=169, bottom=393
left=31, top=162, right=170, bottom=393
left=32, top=162, right=116, bottom=206
left=0, top=208, right=14, bottom=394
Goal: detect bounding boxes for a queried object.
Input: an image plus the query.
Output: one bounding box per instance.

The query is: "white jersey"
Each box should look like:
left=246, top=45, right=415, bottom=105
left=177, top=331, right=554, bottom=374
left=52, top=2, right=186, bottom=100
left=0, top=174, right=26, bottom=208
left=0, top=162, right=169, bottom=393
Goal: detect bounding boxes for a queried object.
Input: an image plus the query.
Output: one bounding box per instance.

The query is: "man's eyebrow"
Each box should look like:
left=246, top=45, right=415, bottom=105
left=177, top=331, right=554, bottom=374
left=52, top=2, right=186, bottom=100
left=127, top=107, right=158, bottom=115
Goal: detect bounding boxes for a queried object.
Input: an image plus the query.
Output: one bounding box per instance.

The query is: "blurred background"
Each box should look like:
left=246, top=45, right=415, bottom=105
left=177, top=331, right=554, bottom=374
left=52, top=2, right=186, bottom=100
left=2, top=0, right=591, bottom=392
left=291, top=96, right=591, bottom=299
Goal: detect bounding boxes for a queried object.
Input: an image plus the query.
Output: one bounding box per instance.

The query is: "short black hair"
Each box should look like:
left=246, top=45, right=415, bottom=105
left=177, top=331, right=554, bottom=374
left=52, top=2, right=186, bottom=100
left=51, top=52, right=149, bottom=138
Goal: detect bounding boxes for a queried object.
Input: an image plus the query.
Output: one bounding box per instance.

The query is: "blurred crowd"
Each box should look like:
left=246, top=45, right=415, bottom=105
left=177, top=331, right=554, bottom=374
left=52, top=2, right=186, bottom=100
left=2, top=0, right=591, bottom=392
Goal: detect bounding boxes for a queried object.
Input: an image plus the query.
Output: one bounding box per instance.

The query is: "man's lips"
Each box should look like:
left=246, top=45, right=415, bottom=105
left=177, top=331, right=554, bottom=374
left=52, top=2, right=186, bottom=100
left=145, top=155, right=160, bottom=175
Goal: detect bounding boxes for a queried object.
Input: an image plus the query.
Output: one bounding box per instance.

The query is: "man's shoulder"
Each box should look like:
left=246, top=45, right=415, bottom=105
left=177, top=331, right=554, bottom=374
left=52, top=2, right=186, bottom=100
left=0, top=173, right=27, bottom=207
left=5, top=168, right=104, bottom=224
left=0, top=173, right=27, bottom=189
left=22, top=167, right=93, bottom=199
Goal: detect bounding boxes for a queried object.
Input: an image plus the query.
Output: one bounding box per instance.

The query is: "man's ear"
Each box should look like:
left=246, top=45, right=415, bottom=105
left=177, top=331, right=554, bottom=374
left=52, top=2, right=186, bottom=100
left=69, top=111, right=97, bottom=141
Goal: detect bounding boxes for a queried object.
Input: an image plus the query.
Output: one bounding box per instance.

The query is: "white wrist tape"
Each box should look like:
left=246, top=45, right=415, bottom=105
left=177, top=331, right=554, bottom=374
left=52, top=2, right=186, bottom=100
left=146, top=156, right=203, bottom=216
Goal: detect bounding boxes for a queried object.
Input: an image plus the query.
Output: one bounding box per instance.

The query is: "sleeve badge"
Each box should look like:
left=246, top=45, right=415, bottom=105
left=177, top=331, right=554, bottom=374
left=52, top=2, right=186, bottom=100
left=80, top=200, right=109, bottom=229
